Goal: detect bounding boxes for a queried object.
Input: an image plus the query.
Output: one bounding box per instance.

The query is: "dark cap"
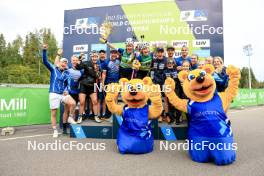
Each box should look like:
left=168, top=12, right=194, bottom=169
left=156, top=47, right=164, bottom=52
left=110, top=49, right=118, bottom=53
left=99, top=49, right=106, bottom=53
left=166, top=45, right=175, bottom=51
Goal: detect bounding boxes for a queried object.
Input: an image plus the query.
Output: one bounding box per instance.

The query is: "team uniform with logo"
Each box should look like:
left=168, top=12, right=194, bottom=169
left=118, top=48, right=134, bottom=79
left=42, top=50, right=71, bottom=109
left=68, top=68, right=82, bottom=103
left=101, top=59, right=120, bottom=84
left=117, top=105, right=154, bottom=154
left=151, top=57, right=167, bottom=96
left=137, top=53, right=153, bottom=79
left=187, top=91, right=236, bottom=165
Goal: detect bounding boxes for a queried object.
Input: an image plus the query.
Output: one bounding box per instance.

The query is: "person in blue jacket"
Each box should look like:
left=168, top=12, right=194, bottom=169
left=175, top=46, right=191, bottom=72
left=42, top=44, right=77, bottom=138
left=213, top=56, right=229, bottom=92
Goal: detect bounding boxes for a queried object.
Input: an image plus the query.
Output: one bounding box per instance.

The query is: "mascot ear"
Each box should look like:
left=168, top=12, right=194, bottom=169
left=119, top=78, right=129, bottom=86
left=142, top=77, right=152, bottom=85
left=178, top=71, right=189, bottom=82
left=203, top=64, right=215, bottom=75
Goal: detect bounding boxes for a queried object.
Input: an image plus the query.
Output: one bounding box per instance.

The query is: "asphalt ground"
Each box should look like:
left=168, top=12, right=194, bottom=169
left=0, top=106, right=264, bottom=176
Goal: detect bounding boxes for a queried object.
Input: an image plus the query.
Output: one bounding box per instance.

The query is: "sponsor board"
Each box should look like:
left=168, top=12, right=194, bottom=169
left=171, top=40, right=189, bottom=48
left=193, top=39, right=210, bottom=48
left=150, top=41, right=168, bottom=48
left=180, top=10, right=208, bottom=22
left=73, top=44, right=89, bottom=53
left=75, top=17, right=99, bottom=28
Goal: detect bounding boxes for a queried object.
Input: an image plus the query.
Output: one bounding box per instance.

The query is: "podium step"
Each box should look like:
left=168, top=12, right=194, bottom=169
left=70, top=118, right=113, bottom=139
left=70, top=115, right=188, bottom=140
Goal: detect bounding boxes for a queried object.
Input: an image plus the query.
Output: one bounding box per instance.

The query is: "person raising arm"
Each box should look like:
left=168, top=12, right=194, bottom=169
left=42, top=44, right=77, bottom=137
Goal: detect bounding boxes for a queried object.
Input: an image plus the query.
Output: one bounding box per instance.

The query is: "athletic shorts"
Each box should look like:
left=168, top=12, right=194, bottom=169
left=79, top=84, right=96, bottom=95
left=70, top=93, right=79, bottom=104
left=49, top=93, right=70, bottom=109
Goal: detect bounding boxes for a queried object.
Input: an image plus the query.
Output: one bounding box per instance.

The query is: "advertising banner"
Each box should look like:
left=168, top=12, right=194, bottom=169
left=0, top=88, right=53, bottom=127
left=63, top=0, right=223, bottom=62
left=231, top=89, right=264, bottom=107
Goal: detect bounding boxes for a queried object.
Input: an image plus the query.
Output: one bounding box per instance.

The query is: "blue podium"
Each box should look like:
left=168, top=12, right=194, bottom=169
left=70, top=115, right=188, bottom=140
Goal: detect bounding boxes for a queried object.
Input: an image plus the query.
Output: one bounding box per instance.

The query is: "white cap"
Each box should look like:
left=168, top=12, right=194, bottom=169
left=60, top=58, right=68, bottom=63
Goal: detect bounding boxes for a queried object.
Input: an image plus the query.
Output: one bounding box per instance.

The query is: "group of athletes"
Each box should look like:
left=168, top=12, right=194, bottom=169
left=42, top=39, right=229, bottom=138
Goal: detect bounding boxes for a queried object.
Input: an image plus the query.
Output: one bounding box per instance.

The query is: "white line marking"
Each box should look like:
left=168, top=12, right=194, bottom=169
left=1, top=107, right=263, bottom=141
left=0, top=133, right=62, bottom=141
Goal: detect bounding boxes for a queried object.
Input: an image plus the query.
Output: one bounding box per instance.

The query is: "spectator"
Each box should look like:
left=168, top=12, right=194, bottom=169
left=205, top=56, right=213, bottom=65
left=98, top=50, right=108, bottom=119
left=198, top=60, right=206, bottom=69
left=175, top=46, right=191, bottom=72
left=164, top=59, right=182, bottom=125
left=67, top=55, right=83, bottom=124
left=166, top=45, right=175, bottom=60
left=101, top=49, right=120, bottom=85
left=213, top=56, right=229, bottom=92
left=190, top=54, right=199, bottom=70
left=137, top=43, right=153, bottom=79
left=76, top=51, right=101, bottom=123
left=106, top=39, right=134, bottom=79
left=151, top=47, right=167, bottom=123
left=42, top=45, right=76, bottom=138
left=182, top=60, right=191, bottom=72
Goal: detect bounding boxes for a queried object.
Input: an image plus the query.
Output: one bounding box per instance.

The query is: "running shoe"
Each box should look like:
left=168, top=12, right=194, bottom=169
left=67, top=116, right=77, bottom=124
left=53, top=129, right=59, bottom=138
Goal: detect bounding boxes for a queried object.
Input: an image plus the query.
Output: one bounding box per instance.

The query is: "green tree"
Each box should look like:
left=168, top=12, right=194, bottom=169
left=0, top=29, right=58, bottom=84
left=0, top=33, right=7, bottom=66
left=239, top=67, right=259, bottom=88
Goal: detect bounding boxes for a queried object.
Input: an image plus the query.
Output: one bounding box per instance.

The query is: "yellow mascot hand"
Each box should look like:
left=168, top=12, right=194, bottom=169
left=164, top=77, right=175, bottom=96
left=148, top=84, right=162, bottom=102
left=105, top=83, right=119, bottom=102
left=226, top=65, right=241, bottom=80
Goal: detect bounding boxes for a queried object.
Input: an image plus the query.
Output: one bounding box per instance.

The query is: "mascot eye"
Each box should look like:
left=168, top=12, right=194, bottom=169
left=200, top=70, right=206, bottom=77
left=136, top=83, right=143, bottom=90
left=187, top=74, right=195, bottom=81
left=127, top=84, right=132, bottom=91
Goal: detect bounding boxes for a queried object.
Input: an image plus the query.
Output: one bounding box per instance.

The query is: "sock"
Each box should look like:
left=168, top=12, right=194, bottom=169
left=52, top=126, right=57, bottom=130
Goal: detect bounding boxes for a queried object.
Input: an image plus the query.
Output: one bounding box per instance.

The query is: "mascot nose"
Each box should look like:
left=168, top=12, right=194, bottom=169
left=130, top=89, right=137, bottom=96
left=196, top=76, right=205, bottom=83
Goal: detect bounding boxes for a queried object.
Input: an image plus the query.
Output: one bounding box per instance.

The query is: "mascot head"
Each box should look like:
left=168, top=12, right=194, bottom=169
left=178, top=64, right=216, bottom=102
left=118, top=77, right=153, bottom=108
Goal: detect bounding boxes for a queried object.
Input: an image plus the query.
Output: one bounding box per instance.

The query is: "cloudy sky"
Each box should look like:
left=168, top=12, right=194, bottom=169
left=0, top=0, right=263, bottom=81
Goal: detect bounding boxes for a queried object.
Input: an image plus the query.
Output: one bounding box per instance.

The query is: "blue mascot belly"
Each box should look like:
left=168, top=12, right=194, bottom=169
left=117, top=105, right=154, bottom=154
left=187, top=93, right=236, bottom=165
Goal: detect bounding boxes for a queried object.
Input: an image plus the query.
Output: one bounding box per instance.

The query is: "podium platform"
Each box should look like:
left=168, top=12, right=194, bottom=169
left=70, top=119, right=113, bottom=139
left=70, top=115, right=188, bottom=140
